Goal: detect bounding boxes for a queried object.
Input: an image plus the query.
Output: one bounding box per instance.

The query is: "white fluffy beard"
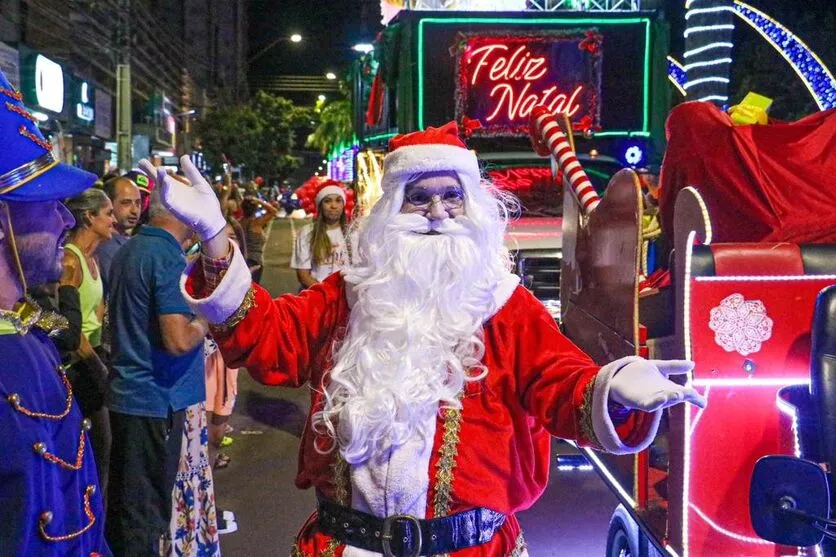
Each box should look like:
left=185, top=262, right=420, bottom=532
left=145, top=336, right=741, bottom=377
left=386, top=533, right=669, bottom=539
left=311, top=210, right=511, bottom=465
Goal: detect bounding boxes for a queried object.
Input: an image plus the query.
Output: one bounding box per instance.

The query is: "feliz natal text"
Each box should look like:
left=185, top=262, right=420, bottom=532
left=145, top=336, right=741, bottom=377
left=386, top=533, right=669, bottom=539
left=468, top=43, right=585, bottom=123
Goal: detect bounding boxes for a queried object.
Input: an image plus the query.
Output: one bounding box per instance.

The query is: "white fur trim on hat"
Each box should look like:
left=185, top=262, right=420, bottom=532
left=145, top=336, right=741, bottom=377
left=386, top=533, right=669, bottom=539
left=382, top=144, right=480, bottom=192
left=316, top=185, right=347, bottom=206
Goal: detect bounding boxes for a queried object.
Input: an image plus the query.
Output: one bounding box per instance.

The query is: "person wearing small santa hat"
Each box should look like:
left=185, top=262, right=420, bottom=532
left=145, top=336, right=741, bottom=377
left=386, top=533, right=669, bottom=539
left=291, top=180, right=354, bottom=289
left=139, top=121, right=705, bottom=557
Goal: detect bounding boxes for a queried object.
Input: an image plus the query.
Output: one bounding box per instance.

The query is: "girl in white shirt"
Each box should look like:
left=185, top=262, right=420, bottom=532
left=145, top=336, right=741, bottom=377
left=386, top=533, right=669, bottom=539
left=291, top=183, right=353, bottom=288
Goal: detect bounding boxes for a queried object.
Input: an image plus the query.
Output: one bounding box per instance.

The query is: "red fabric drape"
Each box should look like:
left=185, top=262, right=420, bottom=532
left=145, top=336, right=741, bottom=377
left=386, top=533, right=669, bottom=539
left=658, top=102, right=836, bottom=243
left=365, top=72, right=385, bottom=127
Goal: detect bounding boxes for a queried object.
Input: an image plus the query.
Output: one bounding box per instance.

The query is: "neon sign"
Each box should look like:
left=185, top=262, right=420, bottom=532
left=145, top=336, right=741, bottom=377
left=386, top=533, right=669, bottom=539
left=456, top=32, right=602, bottom=136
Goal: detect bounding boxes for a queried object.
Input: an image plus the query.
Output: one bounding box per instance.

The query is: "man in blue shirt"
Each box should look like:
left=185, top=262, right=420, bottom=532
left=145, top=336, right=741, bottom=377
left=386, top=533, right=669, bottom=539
left=106, top=188, right=208, bottom=555
left=96, top=176, right=141, bottom=297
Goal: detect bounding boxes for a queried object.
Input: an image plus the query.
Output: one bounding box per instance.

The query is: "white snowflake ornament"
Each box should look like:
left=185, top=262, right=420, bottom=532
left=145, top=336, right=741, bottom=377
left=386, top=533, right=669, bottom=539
left=708, top=293, right=773, bottom=356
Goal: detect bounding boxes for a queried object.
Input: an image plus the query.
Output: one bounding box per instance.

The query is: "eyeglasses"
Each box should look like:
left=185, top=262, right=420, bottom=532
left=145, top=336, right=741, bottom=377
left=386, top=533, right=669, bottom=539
left=403, top=187, right=465, bottom=211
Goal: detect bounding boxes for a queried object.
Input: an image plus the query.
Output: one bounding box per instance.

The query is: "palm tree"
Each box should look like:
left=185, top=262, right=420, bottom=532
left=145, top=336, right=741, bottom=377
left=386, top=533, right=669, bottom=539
left=307, top=100, right=354, bottom=156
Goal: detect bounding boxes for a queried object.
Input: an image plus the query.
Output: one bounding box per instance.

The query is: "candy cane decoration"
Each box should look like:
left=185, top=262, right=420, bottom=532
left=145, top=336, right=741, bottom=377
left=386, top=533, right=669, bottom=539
left=529, top=106, right=600, bottom=215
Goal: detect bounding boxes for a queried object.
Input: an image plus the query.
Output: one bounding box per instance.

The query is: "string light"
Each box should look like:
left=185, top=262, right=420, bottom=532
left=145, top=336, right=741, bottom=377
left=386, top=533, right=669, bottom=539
left=691, top=378, right=811, bottom=387
left=775, top=394, right=801, bottom=458
left=576, top=445, right=637, bottom=507
left=695, top=274, right=836, bottom=282
left=683, top=42, right=734, bottom=58
left=689, top=503, right=773, bottom=545
left=697, top=94, right=729, bottom=102
left=733, top=0, right=836, bottom=110
left=683, top=76, right=730, bottom=89
left=688, top=385, right=710, bottom=436
left=683, top=24, right=735, bottom=39
left=683, top=57, right=733, bottom=71
left=685, top=6, right=736, bottom=19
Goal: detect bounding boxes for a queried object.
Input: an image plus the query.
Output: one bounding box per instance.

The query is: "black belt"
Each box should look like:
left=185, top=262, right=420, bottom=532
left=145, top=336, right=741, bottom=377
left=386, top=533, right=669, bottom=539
left=316, top=492, right=506, bottom=557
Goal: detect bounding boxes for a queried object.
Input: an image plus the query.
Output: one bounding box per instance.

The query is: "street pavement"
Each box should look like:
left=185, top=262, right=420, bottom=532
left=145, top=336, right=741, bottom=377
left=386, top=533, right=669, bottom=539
left=213, top=218, right=620, bottom=556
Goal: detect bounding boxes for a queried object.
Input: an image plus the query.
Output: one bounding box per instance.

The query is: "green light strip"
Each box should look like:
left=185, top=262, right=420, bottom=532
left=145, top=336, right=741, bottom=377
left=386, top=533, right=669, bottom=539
left=416, top=17, right=652, bottom=135
left=363, top=131, right=398, bottom=143
left=643, top=18, right=651, bottom=130
left=594, top=131, right=651, bottom=138
left=585, top=167, right=614, bottom=181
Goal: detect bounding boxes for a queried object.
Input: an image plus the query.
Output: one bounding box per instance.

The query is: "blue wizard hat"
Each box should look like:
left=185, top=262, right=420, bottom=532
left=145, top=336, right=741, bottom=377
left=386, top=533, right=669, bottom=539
left=0, top=68, right=96, bottom=201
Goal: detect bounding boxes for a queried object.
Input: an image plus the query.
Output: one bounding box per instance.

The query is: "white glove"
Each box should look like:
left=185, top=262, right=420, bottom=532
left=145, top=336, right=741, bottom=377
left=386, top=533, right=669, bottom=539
left=609, top=359, right=706, bottom=412
left=138, top=155, right=227, bottom=241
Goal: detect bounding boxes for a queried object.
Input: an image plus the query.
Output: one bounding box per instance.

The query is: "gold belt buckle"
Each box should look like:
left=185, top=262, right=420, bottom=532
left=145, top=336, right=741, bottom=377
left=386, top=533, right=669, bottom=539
left=381, top=514, right=422, bottom=557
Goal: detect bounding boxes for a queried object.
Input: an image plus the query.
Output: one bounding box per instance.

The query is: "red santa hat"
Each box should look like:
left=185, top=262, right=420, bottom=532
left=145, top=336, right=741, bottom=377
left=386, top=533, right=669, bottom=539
left=315, top=182, right=347, bottom=206
left=382, top=121, right=480, bottom=192
left=296, top=177, right=355, bottom=219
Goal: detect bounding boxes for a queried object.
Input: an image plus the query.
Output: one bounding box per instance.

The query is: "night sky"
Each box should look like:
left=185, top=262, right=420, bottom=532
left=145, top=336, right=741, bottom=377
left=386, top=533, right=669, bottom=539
left=248, top=0, right=380, bottom=89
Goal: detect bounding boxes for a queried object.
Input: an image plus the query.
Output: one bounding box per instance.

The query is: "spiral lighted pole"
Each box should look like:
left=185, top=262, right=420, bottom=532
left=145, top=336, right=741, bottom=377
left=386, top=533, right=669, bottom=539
left=529, top=106, right=600, bottom=215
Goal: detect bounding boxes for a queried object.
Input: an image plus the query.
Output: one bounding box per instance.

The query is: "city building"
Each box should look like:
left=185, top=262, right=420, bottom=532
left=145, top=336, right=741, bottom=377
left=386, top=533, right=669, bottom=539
left=0, top=0, right=248, bottom=174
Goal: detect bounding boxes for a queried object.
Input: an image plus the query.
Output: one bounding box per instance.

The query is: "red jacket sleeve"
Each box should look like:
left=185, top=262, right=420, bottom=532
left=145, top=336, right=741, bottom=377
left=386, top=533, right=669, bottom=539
left=186, top=262, right=349, bottom=387
left=510, top=288, right=657, bottom=452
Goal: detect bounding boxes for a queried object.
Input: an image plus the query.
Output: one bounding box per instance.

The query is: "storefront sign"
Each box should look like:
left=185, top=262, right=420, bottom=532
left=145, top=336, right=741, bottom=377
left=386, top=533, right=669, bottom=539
left=33, top=54, right=64, bottom=113
left=0, top=42, right=20, bottom=89
left=456, top=32, right=602, bottom=136
left=75, top=81, right=94, bottom=123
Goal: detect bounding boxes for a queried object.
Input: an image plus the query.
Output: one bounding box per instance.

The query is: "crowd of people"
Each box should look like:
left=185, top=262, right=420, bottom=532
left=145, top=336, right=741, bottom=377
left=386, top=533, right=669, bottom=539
left=27, top=162, right=357, bottom=555
left=23, top=159, right=283, bottom=554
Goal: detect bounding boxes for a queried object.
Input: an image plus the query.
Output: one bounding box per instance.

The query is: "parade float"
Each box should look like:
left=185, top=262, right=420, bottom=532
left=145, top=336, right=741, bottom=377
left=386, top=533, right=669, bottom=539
left=533, top=98, right=836, bottom=556
left=347, top=2, right=836, bottom=554
left=526, top=2, right=836, bottom=549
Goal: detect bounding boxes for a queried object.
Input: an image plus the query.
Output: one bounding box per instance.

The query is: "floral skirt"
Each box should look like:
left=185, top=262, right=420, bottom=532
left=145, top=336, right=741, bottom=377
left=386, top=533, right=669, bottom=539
left=160, top=402, right=221, bottom=556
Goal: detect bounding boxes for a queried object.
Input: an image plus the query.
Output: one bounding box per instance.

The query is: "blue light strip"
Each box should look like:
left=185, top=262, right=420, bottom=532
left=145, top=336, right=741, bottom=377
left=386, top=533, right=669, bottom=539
left=667, top=56, right=688, bottom=96
left=733, top=1, right=836, bottom=110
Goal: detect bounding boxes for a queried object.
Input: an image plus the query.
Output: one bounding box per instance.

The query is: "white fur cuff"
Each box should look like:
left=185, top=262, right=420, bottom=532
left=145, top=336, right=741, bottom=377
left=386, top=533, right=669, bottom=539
left=180, top=241, right=252, bottom=325
left=591, top=356, right=663, bottom=454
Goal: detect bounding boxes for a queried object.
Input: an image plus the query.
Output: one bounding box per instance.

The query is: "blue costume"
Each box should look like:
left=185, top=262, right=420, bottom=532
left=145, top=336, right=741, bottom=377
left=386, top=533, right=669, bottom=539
left=0, top=68, right=110, bottom=556
left=0, top=321, right=110, bottom=556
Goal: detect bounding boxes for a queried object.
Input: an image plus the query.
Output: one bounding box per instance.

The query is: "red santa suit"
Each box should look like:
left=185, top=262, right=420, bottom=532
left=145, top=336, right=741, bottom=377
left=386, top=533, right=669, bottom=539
left=181, top=243, right=661, bottom=556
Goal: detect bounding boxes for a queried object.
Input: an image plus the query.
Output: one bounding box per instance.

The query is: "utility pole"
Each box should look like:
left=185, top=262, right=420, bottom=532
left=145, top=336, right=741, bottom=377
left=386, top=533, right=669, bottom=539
left=116, top=0, right=132, bottom=171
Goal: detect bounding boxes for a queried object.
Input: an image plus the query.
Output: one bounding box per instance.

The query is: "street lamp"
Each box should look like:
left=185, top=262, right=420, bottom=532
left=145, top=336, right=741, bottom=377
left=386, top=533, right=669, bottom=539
left=249, top=33, right=303, bottom=65
left=318, top=94, right=326, bottom=102
left=325, top=72, right=337, bottom=80
left=352, top=43, right=374, bottom=54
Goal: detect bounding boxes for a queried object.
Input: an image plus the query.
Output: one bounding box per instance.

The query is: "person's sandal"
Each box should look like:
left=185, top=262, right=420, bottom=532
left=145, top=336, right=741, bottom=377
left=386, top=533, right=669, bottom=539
left=214, top=452, right=231, bottom=469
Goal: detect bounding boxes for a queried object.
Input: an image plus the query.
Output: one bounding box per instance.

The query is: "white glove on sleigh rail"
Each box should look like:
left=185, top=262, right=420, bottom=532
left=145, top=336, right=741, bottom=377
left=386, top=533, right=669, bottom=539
left=609, top=357, right=706, bottom=412
left=591, top=356, right=706, bottom=454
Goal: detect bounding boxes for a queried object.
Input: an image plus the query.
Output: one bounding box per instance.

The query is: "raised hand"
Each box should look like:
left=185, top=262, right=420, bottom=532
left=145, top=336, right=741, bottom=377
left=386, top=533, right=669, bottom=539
left=609, top=359, right=706, bottom=412
left=138, top=155, right=226, bottom=241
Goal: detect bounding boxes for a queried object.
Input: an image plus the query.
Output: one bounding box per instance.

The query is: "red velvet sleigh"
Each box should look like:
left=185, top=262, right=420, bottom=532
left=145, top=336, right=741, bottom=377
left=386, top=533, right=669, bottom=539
left=559, top=102, right=836, bottom=556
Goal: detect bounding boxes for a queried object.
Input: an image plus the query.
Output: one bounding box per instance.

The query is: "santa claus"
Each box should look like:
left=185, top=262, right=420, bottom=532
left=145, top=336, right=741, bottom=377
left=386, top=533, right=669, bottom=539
left=139, top=122, right=704, bottom=557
